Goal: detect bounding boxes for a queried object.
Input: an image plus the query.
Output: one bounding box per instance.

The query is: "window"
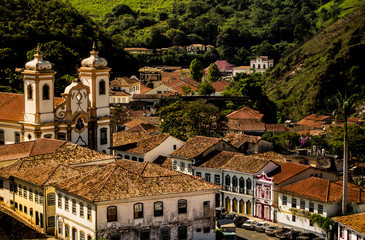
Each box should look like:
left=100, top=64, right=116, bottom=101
left=19, top=204, right=23, bottom=211
left=80, top=202, right=84, bottom=218
left=65, top=197, right=69, bottom=211
left=99, top=80, right=106, bottom=95
left=178, top=199, right=187, bottom=214
left=107, top=206, right=117, bottom=222
left=178, top=226, right=187, bottom=240
left=100, top=128, right=107, bottom=145
left=187, top=164, right=192, bottom=172
left=252, top=64, right=255, bottom=69
left=138, top=158, right=143, bottom=162
left=283, top=196, right=287, bottom=205
left=48, top=216, right=55, bottom=227
left=292, top=198, right=297, bottom=208
left=42, top=84, right=50, bottom=100
left=300, top=200, right=305, bottom=209
left=154, top=201, right=163, bottom=217
left=58, top=133, right=66, bottom=141
left=87, top=205, right=92, bottom=221
left=161, top=228, right=170, bottom=240
left=0, top=130, right=4, bottom=145
left=292, top=215, right=296, bottom=222
left=173, top=144, right=177, bottom=150
left=239, top=177, right=245, bottom=193
left=140, top=230, right=150, bottom=240
left=232, top=176, right=238, bottom=192
left=57, top=194, right=62, bottom=208
left=14, top=132, right=20, bottom=143
left=0, top=179, right=3, bottom=189
left=27, top=84, right=33, bottom=100
left=225, top=175, right=230, bottom=189
left=180, top=162, right=185, bottom=170
left=23, top=186, right=27, bottom=198
left=15, top=202, right=18, bottom=209
left=10, top=182, right=13, bottom=192
left=134, top=203, right=143, bottom=218
left=196, top=172, right=201, bottom=177
left=65, top=224, right=69, bottom=238
left=30, top=208, right=33, bottom=216
left=132, top=156, right=137, bottom=161
left=203, top=201, right=210, bottom=208
left=203, top=227, right=210, bottom=233
left=309, top=202, right=314, bottom=212
left=205, top=173, right=211, bottom=182
left=318, top=204, right=323, bottom=214
left=72, top=199, right=76, bottom=214
left=39, top=192, right=43, bottom=204
left=124, top=155, right=130, bottom=160
left=58, top=221, right=63, bottom=235
left=35, top=190, right=38, bottom=203
left=172, top=160, right=177, bottom=170
left=24, top=206, right=27, bottom=214
left=215, top=175, right=220, bottom=185
left=47, top=193, right=55, bottom=206
left=18, top=184, right=22, bottom=196
left=80, top=231, right=85, bottom=240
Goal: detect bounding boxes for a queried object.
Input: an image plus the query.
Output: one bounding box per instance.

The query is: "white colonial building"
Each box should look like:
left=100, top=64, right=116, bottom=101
left=0, top=44, right=111, bottom=153
left=250, top=56, right=274, bottom=73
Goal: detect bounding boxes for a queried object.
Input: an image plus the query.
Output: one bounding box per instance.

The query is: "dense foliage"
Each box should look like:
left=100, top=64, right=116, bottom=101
left=157, top=100, right=227, bottom=140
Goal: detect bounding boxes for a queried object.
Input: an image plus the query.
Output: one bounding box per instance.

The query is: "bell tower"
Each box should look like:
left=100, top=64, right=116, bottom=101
left=22, top=45, right=55, bottom=125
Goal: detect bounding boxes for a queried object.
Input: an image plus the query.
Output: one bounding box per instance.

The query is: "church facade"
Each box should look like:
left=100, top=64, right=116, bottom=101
left=0, top=45, right=111, bottom=153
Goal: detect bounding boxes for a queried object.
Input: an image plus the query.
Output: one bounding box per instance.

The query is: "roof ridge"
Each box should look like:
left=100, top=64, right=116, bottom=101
left=42, top=164, right=61, bottom=185
left=47, top=166, right=100, bottom=185
left=326, top=179, right=330, bottom=203
left=28, top=140, right=37, bottom=157
left=140, top=162, right=149, bottom=175
left=91, top=163, right=118, bottom=202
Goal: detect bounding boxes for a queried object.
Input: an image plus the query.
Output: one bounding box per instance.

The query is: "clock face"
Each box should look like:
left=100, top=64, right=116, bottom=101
left=76, top=92, right=82, bottom=101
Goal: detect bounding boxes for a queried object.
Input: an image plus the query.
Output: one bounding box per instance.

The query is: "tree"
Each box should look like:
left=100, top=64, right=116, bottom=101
left=189, top=58, right=204, bottom=82
left=196, top=81, right=215, bottom=96
left=207, top=63, right=221, bottom=82
left=181, top=85, right=192, bottom=95
left=332, top=92, right=359, bottom=215
left=158, top=100, right=227, bottom=140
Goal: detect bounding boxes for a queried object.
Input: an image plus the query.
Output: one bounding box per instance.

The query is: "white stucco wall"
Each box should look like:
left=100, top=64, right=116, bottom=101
left=144, top=136, right=185, bottom=162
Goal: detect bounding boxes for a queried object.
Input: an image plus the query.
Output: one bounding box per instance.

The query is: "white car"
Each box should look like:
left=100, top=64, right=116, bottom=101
left=242, top=220, right=257, bottom=230
left=255, top=222, right=270, bottom=232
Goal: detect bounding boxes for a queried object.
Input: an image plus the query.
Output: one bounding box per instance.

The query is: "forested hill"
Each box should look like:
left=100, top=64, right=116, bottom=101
left=262, top=7, right=365, bottom=121
left=0, top=0, right=137, bottom=95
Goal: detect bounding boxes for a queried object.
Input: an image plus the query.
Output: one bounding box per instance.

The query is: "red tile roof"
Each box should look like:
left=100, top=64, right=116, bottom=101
left=113, top=131, right=151, bottom=147
left=224, top=133, right=262, bottom=147
left=0, top=92, right=64, bottom=122
left=110, top=77, right=139, bottom=88
left=124, top=119, right=148, bottom=128
left=140, top=84, right=152, bottom=94
left=125, top=123, right=159, bottom=134
left=227, top=107, right=264, bottom=120
left=170, top=136, right=222, bottom=159
left=165, top=79, right=198, bottom=94
left=333, top=213, right=365, bottom=235
left=199, top=151, right=241, bottom=168
left=221, top=155, right=277, bottom=173
left=212, top=80, right=230, bottom=92
left=50, top=160, right=221, bottom=202
left=273, top=162, right=311, bottom=184
left=109, top=89, right=130, bottom=96
left=0, top=138, right=66, bottom=162
left=214, top=60, right=235, bottom=72
left=228, top=119, right=266, bottom=131
left=277, top=177, right=365, bottom=203
left=266, top=124, right=288, bottom=133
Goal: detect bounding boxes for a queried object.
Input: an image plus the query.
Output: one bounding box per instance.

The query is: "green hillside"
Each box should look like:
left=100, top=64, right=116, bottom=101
left=263, top=7, right=365, bottom=121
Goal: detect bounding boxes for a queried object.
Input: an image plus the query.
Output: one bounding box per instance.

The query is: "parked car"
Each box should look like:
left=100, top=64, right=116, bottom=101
left=285, top=229, right=302, bottom=240
left=225, top=213, right=238, bottom=219
left=265, top=226, right=281, bottom=236
left=232, top=216, right=249, bottom=227
left=242, top=220, right=257, bottom=230
left=255, top=222, right=270, bottom=232
left=221, top=223, right=237, bottom=240
left=216, top=207, right=229, bottom=219
left=275, top=227, right=293, bottom=239
left=296, top=232, right=319, bottom=240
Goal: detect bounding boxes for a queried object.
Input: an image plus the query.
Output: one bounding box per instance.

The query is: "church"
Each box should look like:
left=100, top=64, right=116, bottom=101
left=0, top=44, right=111, bottom=153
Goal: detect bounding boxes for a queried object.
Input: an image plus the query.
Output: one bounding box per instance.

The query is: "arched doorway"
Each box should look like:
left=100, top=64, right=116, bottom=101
left=225, top=197, right=231, bottom=211
left=246, top=201, right=251, bottom=215
left=239, top=200, right=245, bottom=214
left=72, top=227, right=77, bottom=240
left=232, top=198, right=238, bottom=212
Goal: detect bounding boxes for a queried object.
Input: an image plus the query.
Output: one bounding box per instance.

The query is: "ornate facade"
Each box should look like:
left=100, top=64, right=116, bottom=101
left=0, top=44, right=111, bottom=153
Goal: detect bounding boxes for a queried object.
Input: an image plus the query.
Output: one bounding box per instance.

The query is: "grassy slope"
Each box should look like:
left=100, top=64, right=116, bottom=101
left=263, top=7, right=365, bottom=121
left=65, top=0, right=175, bottom=18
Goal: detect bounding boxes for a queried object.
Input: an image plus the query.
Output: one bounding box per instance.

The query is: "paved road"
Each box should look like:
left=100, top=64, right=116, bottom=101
left=236, top=227, right=277, bottom=240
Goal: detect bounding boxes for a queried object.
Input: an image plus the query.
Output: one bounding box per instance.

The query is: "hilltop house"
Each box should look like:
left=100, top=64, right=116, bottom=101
left=0, top=45, right=112, bottom=153
left=250, top=56, right=274, bottom=73
left=224, top=133, right=274, bottom=154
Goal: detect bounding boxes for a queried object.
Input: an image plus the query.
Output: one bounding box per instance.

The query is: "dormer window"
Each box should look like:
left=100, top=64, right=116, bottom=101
left=99, top=80, right=106, bottom=95
left=42, top=84, right=50, bottom=100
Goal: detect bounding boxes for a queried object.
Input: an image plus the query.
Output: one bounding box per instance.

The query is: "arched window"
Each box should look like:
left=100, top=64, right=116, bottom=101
left=0, top=130, right=4, bottom=145
left=134, top=203, right=143, bottom=218
left=64, top=197, right=69, bottom=211
left=246, top=179, right=252, bottom=194
left=39, top=192, right=43, bottom=204
left=225, top=175, right=231, bottom=191
left=57, top=193, right=62, bottom=208
left=80, top=202, right=84, bottom=217
left=178, top=226, right=187, bottom=240
left=232, top=176, right=238, bottom=192
left=18, top=184, right=22, bottom=196
left=87, top=205, right=92, bottom=220
left=239, top=177, right=245, bottom=193
left=29, top=188, right=33, bottom=201
left=27, top=84, right=33, bottom=100
left=232, top=198, right=238, bottom=212
left=34, top=190, right=38, bottom=203
left=80, top=231, right=85, bottom=240
left=107, top=206, right=117, bottom=222
left=100, top=128, right=107, bottom=145
left=65, top=224, right=69, bottom=238
left=99, top=80, right=106, bottom=95
left=42, top=84, right=50, bottom=100
left=47, top=193, right=55, bottom=206
left=161, top=227, right=170, bottom=240
left=225, top=197, right=231, bottom=211
left=154, top=201, right=163, bottom=217
left=178, top=199, right=187, bottom=214
left=23, top=186, right=27, bottom=199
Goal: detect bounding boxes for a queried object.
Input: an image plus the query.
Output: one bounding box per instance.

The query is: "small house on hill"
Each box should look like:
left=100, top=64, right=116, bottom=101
left=224, top=133, right=273, bottom=154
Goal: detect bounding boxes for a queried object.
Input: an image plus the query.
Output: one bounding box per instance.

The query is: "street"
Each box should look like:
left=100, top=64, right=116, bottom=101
left=236, top=227, right=277, bottom=240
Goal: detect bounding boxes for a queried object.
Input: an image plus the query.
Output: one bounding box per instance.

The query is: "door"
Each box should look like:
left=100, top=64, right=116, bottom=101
left=246, top=201, right=251, bottom=215
left=35, top=211, right=39, bottom=226
left=72, top=227, right=77, bottom=240
left=40, top=213, right=43, bottom=228
left=226, top=197, right=231, bottom=212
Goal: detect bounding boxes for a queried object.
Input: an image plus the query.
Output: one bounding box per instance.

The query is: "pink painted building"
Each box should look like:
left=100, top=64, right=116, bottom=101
left=254, top=171, right=275, bottom=222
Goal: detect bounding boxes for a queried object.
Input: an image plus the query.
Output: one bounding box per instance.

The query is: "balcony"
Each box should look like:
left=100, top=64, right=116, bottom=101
left=246, top=189, right=252, bottom=195
left=232, top=187, right=237, bottom=192
left=224, top=186, right=231, bottom=191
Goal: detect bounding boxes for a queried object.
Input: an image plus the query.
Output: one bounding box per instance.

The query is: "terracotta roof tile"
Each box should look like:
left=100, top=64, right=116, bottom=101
left=110, top=77, right=139, bottom=87
left=224, top=133, right=262, bottom=147
left=220, top=155, right=275, bottom=173
left=152, top=156, right=173, bottom=169
left=276, top=177, right=365, bottom=203
left=124, top=119, right=148, bottom=128
left=227, top=107, right=264, bottom=120
left=51, top=160, right=221, bottom=202
left=0, top=92, right=63, bottom=122
left=124, top=123, right=159, bottom=134
left=113, top=131, right=151, bottom=147
left=0, top=138, right=66, bottom=162
left=140, top=85, right=152, bottom=94
left=214, top=60, right=235, bottom=72
left=112, top=133, right=171, bottom=155
left=109, top=89, right=130, bottom=96
left=212, top=80, right=230, bottom=92
left=333, top=213, right=365, bottom=235
left=266, top=124, right=288, bottom=132
left=228, top=119, right=266, bottom=131
left=199, top=151, right=241, bottom=168
left=165, top=79, right=198, bottom=94
left=273, top=162, right=311, bottom=184
left=170, top=136, right=221, bottom=159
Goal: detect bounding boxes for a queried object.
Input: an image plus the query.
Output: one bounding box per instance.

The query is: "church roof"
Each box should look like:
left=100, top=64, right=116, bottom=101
left=0, top=92, right=63, bottom=122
